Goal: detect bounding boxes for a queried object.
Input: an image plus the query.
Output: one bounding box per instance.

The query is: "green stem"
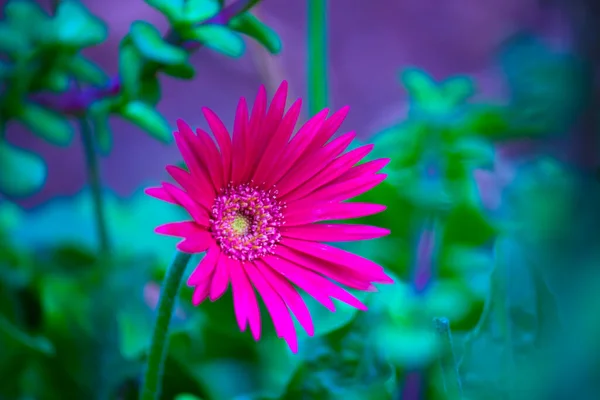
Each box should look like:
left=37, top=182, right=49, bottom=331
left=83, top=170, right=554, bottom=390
left=140, top=251, right=192, bottom=400
left=433, top=317, right=463, bottom=399
left=79, top=117, right=110, bottom=255
left=307, top=0, right=329, bottom=115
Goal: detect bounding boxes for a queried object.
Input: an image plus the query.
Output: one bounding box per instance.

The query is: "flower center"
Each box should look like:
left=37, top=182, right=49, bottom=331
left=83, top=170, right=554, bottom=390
left=210, top=182, right=285, bottom=261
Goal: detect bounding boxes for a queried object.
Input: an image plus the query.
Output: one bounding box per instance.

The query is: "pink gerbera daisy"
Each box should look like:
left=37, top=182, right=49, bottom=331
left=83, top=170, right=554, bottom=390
left=146, top=81, right=393, bottom=352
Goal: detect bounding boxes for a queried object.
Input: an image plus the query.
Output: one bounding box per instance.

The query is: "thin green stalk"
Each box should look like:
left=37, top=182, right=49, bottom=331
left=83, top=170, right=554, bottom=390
left=79, top=117, right=110, bottom=255
left=307, top=0, right=329, bottom=115
left=434, top=317, right=463, bottom=399
left=140, top=251, right=192, bottom=400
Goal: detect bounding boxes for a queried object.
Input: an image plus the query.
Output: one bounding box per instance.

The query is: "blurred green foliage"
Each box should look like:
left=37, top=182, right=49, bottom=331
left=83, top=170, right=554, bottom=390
left=0, top=3, right=598, bottom=399
left=0, top=0, right=281, bottom=197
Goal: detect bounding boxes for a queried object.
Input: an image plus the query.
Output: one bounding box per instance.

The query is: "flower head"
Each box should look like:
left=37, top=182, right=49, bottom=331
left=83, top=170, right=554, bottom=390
left=146, top=81, right=393, bottom=352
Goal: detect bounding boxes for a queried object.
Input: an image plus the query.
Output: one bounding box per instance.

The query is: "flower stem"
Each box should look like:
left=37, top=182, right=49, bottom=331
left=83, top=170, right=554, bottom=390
left=78, top=117, right=110, bottom=255
left=140, top=251, right=192, bottom=400
left=307, top=0, right=329, bottom=115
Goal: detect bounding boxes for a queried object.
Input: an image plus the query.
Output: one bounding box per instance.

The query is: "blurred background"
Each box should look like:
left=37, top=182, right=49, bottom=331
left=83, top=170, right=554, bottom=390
left=1, top=0, right=600, bottom=399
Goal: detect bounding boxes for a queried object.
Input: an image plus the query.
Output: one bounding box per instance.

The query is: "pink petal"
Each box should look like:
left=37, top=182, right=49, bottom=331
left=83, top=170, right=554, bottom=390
left=252, top=99, right=302, bottom=184
left=231, top=97, right=249, bottom=185
left=281, top=238, right=394, bottom=284
left=187, top=245, right=220, bottom=286
left=264, top=108, right=330, bottom=187
left=336, top=158, right=390, bottom=182
left=242, top=85, right=268, bottom=181
left=285, top=202, right=386, bottom=226
left=173, top=127, right=216, bottom=198
left=176, top=231, right=213, bottom=253
left=195, top=128, right=225, bottom=191
left=285, top=144, right=374, bottom=202
left=209, top=252, right=230, bottom=301
left=166, top=165, right=212, bottom=211
left=263, top=81, right=288, bottom=140
left=192, top=280, right=212, bottom=306
left=155, top=221, right=207, bottom=238
left=305, top=173, right=387, bottom=204
left=255, top=259, right=314, bottom=336
left=145, top=186, right=175, bottom=204
left=162, top=182, right=210, bottom=226
left=263, top=255, right=368, bottom=311
left=276, top=245, right=378, bottom=290
left=282, top=224, right=390, bottom=242
left=229, top=259, right=261, bottom=339
left=315, top=105, right=350, bottom=148
left=244, top=261, right=298, bottom=353
left=278, top=131, right=356, bottom=198
left=202, top=107, right=232, bottom=183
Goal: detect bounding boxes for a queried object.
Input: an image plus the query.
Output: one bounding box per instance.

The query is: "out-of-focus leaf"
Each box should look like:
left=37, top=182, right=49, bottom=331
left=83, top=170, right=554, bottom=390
left=4, top=0, right=48, bottom=44
left=0, top=23, right=29, bottom=54
left=183, top=0, right=220, bottom=24
left=467, top=105, right=511, bottom=140
left=121, top=101, right=171, bottom=142
left=499, top=31, right=586, bottom=135
left=67, top=55, right=108, bottom=86
left=445, top=137, right=495, bottom=170
left=0, top=314, right=55, bottom=355
left=230, top=12, right=282, bottom=54
left=18, top=104, right=74, bottom=146
left=89, top=99, right=114, bottom=154
left=53, top=1, right=108, bottom=48
left=145, top=0, right=185, bottom=23
left=119, top=40, right=143, bottom=99
left=162, top=62, right=196, bottom=80
left=139, top=75, right=161, bottom=105
left=41, top=69, right=70, bottom=92
left=0, top=142, right=46, bottom=197
left=117, top=310, right=152, bottom=359
left=175, top=394, right=204, bottom=400
left=459, top=237, right=555, bottom=399
left=441, top=203, right=495, bottom=247
left=186, top=25, right=245, bottom=57
left=130, top=21, right=188, bottom=65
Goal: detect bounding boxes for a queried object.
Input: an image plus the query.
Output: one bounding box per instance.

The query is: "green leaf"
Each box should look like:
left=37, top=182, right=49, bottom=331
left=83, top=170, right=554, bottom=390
left=445, top=137, right=495, bottom=169
left=183, top=0, right=220, bottom=24
left=145, top=0, right=185, bottom=23
left=130, top=21, right=188, bottom=65
left=117, top=310, right=152, bottom=359
left=0, top=314, right=55, bottom=355
left=185, top=25, right=245, bottom=57
left=162, top=62, right=196, bottom=80
left=67, top=55, right=108, bottom=86
left=442, top=203, right=496, bottom=247
left=0, top=142, right=46, bottom=197
left=18, top=104, right=74, bottom=146
left=441, top=75, right=474, bottom=104
left=139, top=75, right=161, bottom=105
left=89, top=100, right=114, bottom=154
left=0, top=23, right=29, bottom=54
left=53, top=1, right=108, bottom=48
left=230, top=12, right=282, bottom=54
left=4, top=0, right=49, bottom=43
left=119, top=40, right=143, bottom=99
left=121, top=101, right=171, bottom=142
left=175, top=394, right=204, bottom=400
left=41, top=69, right=70, bottom=92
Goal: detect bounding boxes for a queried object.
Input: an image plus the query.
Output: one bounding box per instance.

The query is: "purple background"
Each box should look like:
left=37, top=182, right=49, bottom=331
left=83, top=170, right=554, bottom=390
left=5, top=0, right=567, bottom=209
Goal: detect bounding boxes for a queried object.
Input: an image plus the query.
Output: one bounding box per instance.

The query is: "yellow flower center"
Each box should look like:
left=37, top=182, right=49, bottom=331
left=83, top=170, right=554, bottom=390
left=231, top=214, right=250, bottom=236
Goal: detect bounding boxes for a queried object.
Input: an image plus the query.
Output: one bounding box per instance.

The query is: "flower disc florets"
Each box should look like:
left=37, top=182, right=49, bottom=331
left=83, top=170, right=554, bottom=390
left=210, top=182, right=285, bottom=261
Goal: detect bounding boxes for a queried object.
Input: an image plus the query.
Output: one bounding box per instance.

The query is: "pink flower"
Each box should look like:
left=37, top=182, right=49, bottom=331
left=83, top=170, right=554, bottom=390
left=146, top=81, right=393, bottom=352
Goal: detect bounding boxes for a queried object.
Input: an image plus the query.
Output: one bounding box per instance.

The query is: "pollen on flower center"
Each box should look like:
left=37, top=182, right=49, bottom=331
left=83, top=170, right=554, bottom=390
left=210, top=182, right=285, bottom=261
